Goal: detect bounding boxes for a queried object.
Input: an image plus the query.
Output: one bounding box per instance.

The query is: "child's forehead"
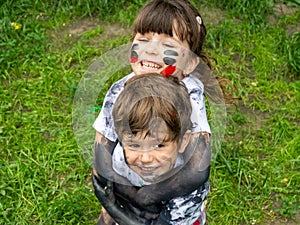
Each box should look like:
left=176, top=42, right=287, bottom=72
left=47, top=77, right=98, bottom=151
left=135, top=31, right=183, bottom=44
left=123, top=131, right=167, bottom=142
left=123, top=124, right=169, bottom=142
left=134, top=15, right=186, bottom=40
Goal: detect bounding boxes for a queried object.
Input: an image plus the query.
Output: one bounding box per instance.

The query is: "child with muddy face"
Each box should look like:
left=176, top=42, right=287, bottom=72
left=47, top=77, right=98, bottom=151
left=92, top=0, right=214, bottom=224
left=94, top=74, right=210, bottom=225
left=112, top=74, right=209, bottom=224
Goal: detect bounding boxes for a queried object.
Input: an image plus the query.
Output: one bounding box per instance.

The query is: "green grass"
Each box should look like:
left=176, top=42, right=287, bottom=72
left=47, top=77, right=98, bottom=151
left=1, top=0, right=299, bottom=224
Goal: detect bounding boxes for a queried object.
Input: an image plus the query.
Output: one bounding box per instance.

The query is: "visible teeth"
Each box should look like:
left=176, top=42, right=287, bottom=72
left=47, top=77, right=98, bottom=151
left=143, top=167, right=154, bottom=171
left=139, top=166, right=156, bottom=171
left=142, top=61, right=161, bottom=69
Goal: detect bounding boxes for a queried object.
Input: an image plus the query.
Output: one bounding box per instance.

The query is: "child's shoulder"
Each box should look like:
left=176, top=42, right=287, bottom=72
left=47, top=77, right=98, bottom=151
left=182, top=75, right=204, bottom=93
left=109, top=72, right=135, bottom=93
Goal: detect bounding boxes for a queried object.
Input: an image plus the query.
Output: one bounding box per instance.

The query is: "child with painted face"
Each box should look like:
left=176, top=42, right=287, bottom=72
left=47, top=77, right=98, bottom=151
left=93, top=0, right=214, bottom=223
left=94, top=74, right=210, bottom=225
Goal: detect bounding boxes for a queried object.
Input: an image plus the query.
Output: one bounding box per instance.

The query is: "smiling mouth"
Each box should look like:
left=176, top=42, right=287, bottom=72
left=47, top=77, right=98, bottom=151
left=141, top=61, right=162, bottom=70
left=137, top=165, right=159, bottom=174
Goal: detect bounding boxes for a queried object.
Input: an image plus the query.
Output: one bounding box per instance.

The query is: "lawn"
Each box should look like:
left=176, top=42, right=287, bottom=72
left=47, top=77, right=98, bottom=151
left=0, top=0, right=299, bottom=224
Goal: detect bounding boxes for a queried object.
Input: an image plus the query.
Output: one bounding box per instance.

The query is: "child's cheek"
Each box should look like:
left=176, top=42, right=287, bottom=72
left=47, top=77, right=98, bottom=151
left=161, top=66, right=176, bottom=77
left=163, top=50, right=178, bottom=65
left=161, top=50, right=178, bottom=77
left=130, top=43, right=139, bottom=63
left=163, top=57, right=176, bottom=65
left=164, top=50, right=179, bottom=57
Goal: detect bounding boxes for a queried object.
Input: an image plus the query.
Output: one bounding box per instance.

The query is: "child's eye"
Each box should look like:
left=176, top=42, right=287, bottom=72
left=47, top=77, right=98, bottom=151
left=139, top=38, right=149, bottom=42
left=164, top=44, right=175, bottom=48
left=128, top=144, right=140, bottom=148
left=163, top=42, right=175, bottom=48
left=154, top=143, right=165, bottom=148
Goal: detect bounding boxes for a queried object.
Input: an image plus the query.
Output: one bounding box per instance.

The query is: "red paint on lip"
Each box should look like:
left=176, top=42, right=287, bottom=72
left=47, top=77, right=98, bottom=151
left=161, top=65, right=176, bottom=77
left=130, top=57, right=138, bottom=63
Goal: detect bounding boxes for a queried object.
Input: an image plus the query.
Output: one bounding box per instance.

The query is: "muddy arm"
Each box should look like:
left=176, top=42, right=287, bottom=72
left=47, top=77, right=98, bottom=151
left=93, top=133, right=161, bottom=222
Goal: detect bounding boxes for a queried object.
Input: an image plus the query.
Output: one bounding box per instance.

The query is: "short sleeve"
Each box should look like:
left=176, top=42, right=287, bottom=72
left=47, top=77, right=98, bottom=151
left=93, top=73, right=135, bottom=141
left=182, top=76, right=211, bottom=134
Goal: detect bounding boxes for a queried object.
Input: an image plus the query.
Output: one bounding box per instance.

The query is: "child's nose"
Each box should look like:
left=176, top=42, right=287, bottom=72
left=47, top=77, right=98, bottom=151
left=139, top=151, right=153, bottom=163
left=145, top=42, right=159, bottom=55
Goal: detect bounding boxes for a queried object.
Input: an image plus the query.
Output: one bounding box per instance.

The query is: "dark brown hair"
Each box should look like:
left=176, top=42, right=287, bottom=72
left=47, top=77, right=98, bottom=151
left=132, top=0, right=207, bottom=60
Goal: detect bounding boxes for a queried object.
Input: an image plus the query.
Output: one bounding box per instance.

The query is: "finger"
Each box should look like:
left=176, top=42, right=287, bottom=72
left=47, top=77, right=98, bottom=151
left=92, top=173, right=111, bottom=203
left=125, top=203, right=160, bottom=220
left=92, top=174, right=153, bottom=225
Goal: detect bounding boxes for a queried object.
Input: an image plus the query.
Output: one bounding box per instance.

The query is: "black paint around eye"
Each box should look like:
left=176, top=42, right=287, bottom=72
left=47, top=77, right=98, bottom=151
left=131, top=43, right=138, bottom=51
left=163, top=57, right=176, bottom=65
left=131, top=51, right=138, bottom=58
left=164, top=50, right=178, bottom=56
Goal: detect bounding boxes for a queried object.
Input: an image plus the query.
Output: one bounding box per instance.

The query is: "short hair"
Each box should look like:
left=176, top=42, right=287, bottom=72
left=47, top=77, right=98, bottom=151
left=113, top=73, right=192, bottom=142
left=132, top=0, right=206, bottom=56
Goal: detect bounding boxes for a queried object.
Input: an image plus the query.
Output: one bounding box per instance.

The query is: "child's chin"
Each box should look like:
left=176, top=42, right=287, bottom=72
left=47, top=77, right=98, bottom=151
left=133, top=66, right=161, bottom=76
left=139, top=173, right=160, bottom=183
left=141, top=176, right=156, bottom=183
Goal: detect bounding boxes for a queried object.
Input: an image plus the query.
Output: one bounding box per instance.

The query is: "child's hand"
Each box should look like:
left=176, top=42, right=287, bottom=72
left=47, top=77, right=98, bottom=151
left=92, top=172, right=155, bottom=225
left=92, top=171, right=116, bottom=204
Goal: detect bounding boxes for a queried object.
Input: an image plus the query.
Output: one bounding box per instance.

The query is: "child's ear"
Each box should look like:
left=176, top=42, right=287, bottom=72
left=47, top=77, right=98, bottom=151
left=178, top=130, right=192, bottom=153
